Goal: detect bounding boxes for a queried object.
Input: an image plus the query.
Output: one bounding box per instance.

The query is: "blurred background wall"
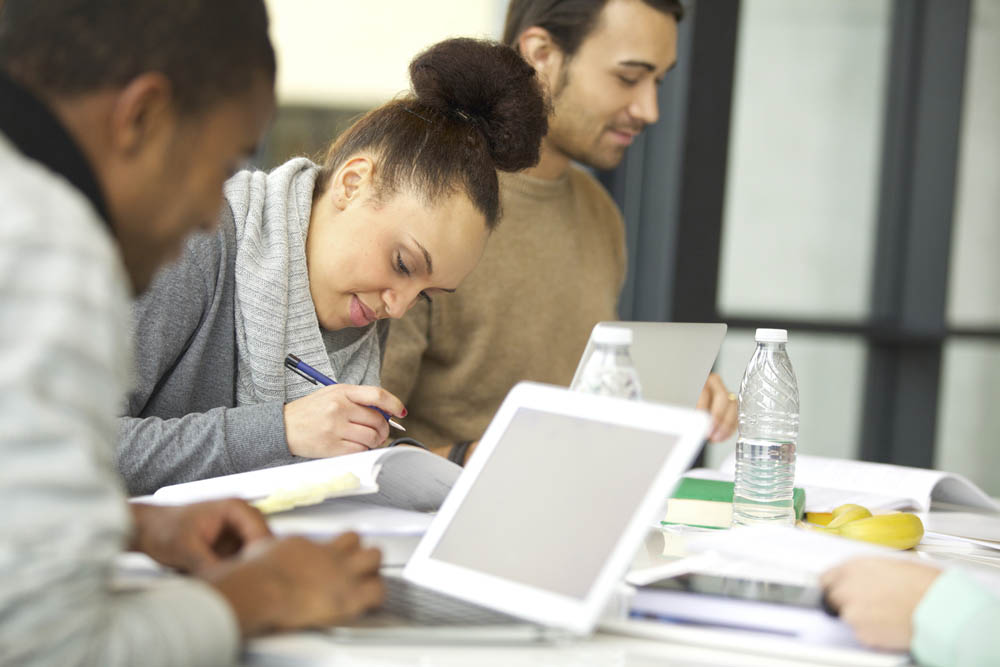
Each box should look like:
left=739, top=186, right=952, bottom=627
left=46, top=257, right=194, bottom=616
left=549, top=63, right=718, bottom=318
left=261, top=0, right=1000, bottom=493
left=259, top=0, right=505, bottom=164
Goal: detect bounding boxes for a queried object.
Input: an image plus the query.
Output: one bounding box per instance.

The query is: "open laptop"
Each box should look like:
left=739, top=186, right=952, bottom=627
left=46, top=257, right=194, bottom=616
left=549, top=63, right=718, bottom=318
left=330, top=381, right=710, bottom=643
left=570, top=322, right=727, bottom=407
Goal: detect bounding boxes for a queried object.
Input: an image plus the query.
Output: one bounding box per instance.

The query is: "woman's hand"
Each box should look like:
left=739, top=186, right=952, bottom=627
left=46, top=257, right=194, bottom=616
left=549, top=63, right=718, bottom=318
left=129, top=499, right=271, bottom=573
left=821, top=557, right=942, bottom=650
left=283, top=384, right=406, bottom=457
left=696, top=373, right=739, bottom=442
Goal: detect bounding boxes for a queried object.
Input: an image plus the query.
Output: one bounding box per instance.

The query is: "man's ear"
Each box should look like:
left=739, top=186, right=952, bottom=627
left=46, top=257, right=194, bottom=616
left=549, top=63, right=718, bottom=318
left=517, top=27, right=565, bottom=92
left=329, top=156, right=374, bottom=211
left=108, top=72, right=174, bottom=157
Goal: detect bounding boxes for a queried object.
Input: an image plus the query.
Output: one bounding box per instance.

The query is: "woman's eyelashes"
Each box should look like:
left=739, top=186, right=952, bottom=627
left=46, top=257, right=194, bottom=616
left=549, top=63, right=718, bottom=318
left=395, top=252, right=433, bottom=304
left=395, top=252, right=411, bottom=276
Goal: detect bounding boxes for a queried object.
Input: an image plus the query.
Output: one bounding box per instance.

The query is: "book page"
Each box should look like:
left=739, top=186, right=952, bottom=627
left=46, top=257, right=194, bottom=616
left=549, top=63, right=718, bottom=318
left=150, top=446, right=463, bottom=513
left=355, top=446, right=462, bottom=512
left=267, top=498, right=434, bottom=538
left=687, top=525, right=909, bottom=577
left=923, top=511, right=1000, bottom=543
left=796, top=485, right=916, bottom=513
left=718, top=453, right=999, bottom=513
left=149, top=448, right=421, bottom=505
left=697, top=462, right=919, bottom=511
left=931, top=475, right=1000, bottom=511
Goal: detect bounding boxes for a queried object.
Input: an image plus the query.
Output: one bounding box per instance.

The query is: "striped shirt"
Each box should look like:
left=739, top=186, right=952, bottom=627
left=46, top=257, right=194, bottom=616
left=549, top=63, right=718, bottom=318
left=0, top=123, right=238, bottom=663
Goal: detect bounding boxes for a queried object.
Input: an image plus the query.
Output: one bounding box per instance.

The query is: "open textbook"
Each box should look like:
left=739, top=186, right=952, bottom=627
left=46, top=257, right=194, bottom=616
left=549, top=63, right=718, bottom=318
left=150, top=446, right=462, bottom=513
left=692, top=453, right=1000, bottom=513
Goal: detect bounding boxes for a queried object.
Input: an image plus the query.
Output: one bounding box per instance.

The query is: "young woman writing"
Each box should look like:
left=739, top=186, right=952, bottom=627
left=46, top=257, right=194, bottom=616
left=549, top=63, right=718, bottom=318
left=117, top=38, right=547, bottom=495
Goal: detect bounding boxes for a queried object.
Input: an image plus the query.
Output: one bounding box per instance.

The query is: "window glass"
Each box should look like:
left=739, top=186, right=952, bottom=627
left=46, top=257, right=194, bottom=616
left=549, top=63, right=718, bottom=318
left=718, top=0, right=891, bottom=320
left=935, top=340, right=1000, bottom=496
left=946, top=0, right=1000, bottom=328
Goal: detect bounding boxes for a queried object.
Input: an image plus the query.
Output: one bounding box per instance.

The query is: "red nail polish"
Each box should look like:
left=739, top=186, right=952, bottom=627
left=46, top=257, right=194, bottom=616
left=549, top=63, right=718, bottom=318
left=401, top=408, right=408, bottom=417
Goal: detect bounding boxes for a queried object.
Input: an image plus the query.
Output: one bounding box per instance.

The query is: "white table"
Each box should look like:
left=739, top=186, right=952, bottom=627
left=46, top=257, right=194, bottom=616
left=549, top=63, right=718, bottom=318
left=245, top=630, right=904, bottom=667
left=117, top=519, right=999, bottom=667
left=239, top=526, right=978, bottom=667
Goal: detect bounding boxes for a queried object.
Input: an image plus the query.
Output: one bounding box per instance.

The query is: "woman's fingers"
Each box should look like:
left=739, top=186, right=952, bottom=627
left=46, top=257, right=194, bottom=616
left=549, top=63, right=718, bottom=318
left=340, top=421, right=386, bottom=451
left=283, top=385, right=397, bottom=457
left=342, top=385, right=406, bottom=419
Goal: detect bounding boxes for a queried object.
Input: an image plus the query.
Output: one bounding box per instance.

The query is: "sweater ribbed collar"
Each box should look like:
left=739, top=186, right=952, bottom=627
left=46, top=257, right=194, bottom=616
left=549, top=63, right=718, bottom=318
left=0, top=70, right=112, bottom=232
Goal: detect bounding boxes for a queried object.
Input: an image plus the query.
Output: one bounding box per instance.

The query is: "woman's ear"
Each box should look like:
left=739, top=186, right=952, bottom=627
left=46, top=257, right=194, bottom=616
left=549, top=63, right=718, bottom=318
left=329, top=155, right=375, bottom=211
left=517, top=27, right=565, bottom=94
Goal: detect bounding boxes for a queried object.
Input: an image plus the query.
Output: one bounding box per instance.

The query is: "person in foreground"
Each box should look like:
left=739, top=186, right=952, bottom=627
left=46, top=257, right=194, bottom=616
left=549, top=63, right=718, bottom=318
left=380, top=0, right=739, bottom=465
left=0, top=2, right=382, bottom=664
left=822, top=557, right=1000, bottom=666
left=117, top=37, right=547, bottom=495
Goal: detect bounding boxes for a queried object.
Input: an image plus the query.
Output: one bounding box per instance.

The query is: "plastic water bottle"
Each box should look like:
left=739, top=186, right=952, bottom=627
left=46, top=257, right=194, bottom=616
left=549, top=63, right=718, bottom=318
left=732, top=328, right=799, bottom=526
left=571, top=326, right=642, bottom=399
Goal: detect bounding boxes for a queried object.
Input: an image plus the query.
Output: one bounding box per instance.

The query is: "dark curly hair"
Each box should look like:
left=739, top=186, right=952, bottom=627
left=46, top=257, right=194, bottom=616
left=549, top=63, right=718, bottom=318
left=316, top=38, right=548, bottom=230
left=503, top=0, right=684, bottom=59
left=0, top=0, right=275, bottom=114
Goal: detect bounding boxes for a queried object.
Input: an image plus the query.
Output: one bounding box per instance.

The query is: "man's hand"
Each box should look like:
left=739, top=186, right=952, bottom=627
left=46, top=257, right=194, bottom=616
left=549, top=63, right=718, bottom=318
left=696, top=373, right=738, bottom=442
left=129, top=499, right=271, bottom=573
left=821, top=557, right=942, bottom=650
left=206, top=532, right=385, bottom=637
left=284, top=384, right=406, bottom=457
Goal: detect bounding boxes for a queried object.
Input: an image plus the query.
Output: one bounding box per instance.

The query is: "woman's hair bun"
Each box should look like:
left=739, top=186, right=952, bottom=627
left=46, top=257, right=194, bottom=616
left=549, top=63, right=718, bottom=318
left=409, top=37, right=547, bottom=172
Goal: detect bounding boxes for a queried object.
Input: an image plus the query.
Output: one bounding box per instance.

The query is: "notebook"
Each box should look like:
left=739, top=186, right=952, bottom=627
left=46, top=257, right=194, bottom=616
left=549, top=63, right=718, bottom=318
left=570, top=322, right=727, bottom=407
left=329, top=381, right=710, bottom=642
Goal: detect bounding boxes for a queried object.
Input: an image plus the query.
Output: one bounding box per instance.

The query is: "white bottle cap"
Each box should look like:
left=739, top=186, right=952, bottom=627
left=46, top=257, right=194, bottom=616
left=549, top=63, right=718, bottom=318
left=755, top=328, right=787, bottom=343
left=593, top=325, right=633, bottom=346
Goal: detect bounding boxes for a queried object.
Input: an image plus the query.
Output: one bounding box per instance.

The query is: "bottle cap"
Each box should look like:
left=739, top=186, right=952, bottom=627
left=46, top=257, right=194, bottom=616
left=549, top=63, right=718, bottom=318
left=755, top=328, right=787, bottom=343
left=593, top=325, right=633, bottom=346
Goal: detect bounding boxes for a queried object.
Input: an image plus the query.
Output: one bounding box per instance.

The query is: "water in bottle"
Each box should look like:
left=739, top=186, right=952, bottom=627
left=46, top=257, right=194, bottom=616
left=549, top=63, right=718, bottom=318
left=732, top=328, right=799, bottom=526
left=571, top=325, right=642, bottom=399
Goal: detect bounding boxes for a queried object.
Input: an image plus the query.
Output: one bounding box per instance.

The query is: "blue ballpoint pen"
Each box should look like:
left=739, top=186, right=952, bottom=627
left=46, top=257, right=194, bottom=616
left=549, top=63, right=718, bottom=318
left=284, top=353, right=405, bottom=431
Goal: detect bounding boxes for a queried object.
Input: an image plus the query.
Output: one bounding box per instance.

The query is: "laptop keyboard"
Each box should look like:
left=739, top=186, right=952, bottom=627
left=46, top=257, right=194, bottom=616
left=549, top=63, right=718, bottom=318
left=380, top=576, right=523, bottom=626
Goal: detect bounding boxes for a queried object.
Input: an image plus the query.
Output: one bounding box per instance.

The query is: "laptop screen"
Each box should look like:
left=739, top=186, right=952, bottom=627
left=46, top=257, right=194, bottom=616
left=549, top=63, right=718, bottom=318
left=428, top=407, right=679, bottom=599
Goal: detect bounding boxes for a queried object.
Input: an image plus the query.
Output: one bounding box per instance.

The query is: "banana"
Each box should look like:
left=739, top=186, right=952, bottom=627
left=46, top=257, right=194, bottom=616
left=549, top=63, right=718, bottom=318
left=826, top=503, right=873, bottom=528
left=805, top=511, right=833, bottom=526
left=821, top=512, right=924, bottom=550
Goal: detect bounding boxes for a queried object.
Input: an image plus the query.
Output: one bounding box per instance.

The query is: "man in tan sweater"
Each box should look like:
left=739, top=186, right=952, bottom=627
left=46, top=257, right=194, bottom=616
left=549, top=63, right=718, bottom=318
left=382, top=0, right=738, bottom=462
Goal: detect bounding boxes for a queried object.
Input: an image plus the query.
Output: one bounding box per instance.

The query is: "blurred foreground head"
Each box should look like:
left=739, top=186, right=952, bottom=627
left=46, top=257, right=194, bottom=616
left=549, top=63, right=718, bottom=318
left=0, top=0, right=278, bottom=291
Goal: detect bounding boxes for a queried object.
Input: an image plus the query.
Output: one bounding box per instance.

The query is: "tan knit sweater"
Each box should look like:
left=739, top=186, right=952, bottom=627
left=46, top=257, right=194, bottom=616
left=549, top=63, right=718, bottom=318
left=381, top=166, right=625, bottom=448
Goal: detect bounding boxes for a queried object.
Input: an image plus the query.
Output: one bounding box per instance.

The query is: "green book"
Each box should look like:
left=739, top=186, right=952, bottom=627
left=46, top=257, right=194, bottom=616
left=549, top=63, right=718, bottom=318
left=661, top=477, right=806, bottom=529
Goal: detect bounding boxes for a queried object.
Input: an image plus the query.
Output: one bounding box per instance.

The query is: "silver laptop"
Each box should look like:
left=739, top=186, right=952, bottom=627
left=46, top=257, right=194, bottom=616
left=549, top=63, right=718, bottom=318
left=331, top=381, right=710, bottom=643
left=571, top=322, right=727, bottom=407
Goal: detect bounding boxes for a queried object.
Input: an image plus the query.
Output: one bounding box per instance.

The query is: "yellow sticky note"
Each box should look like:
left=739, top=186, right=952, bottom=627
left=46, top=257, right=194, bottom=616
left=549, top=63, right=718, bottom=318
left=252, top=472, right=361, bottom=515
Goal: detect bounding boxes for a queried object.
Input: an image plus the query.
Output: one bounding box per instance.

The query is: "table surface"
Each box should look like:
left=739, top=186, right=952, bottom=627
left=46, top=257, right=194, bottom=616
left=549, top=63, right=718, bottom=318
left=106, top=504, right=1000, bottom=667
left=245, top=629, right=907, bottom=667
left=239, top=513, right=1000, bottom=667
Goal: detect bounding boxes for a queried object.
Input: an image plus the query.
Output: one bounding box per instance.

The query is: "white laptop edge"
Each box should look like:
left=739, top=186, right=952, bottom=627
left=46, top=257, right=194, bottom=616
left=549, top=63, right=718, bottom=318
left=403, top=381, right=711, bottom=636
